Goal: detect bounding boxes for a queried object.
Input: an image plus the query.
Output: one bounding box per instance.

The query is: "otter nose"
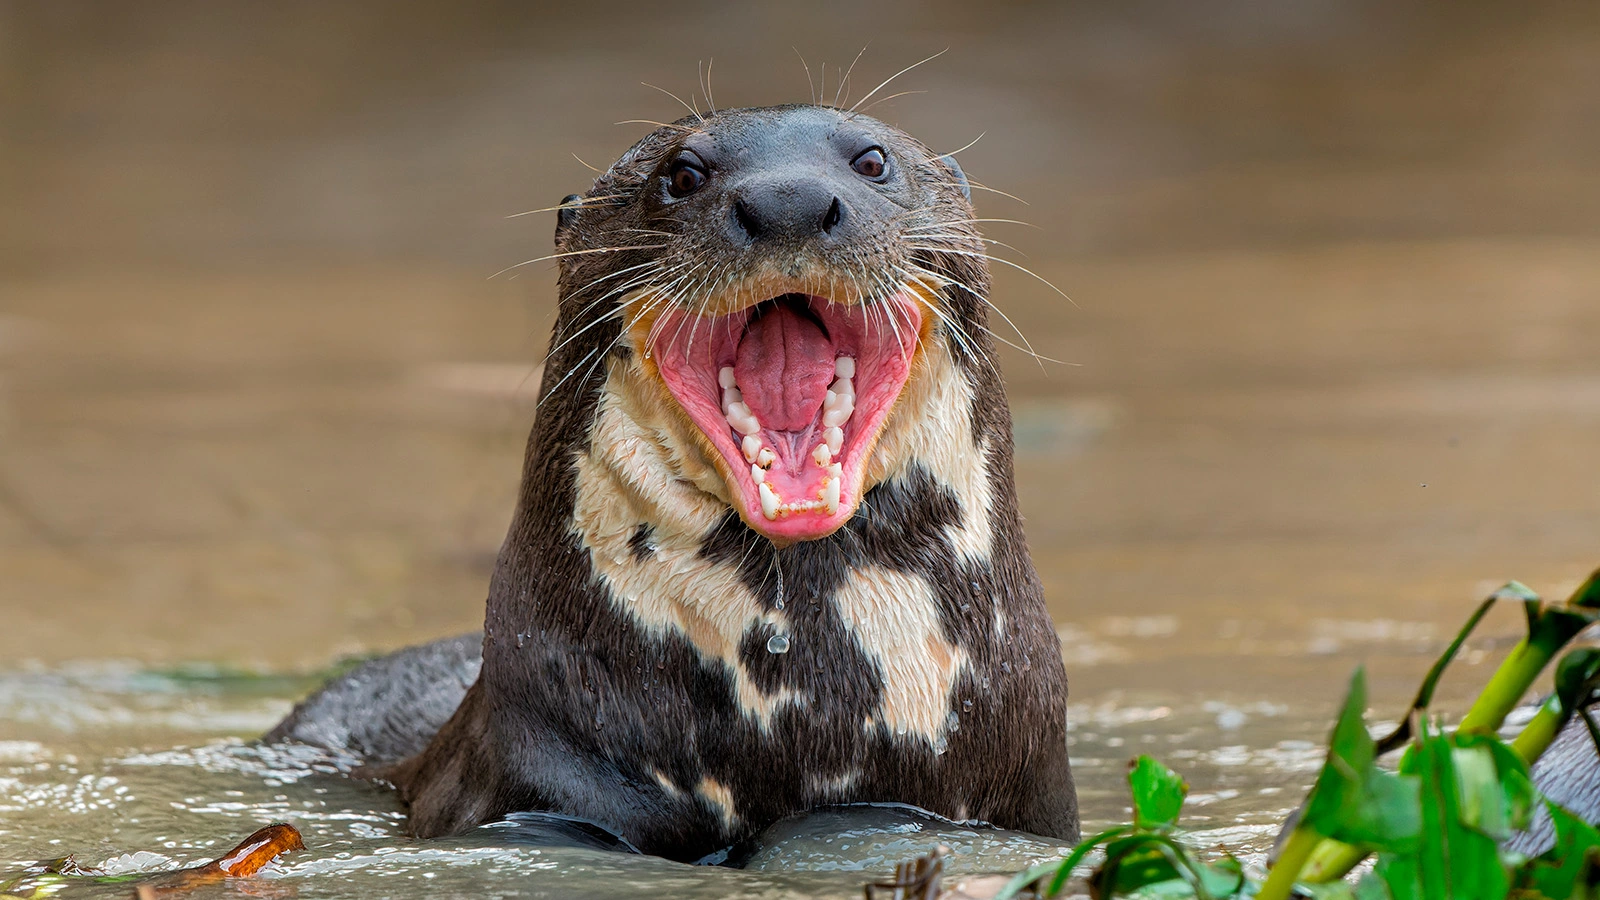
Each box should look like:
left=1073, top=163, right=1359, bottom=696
left=731, top=179, right=845, bottom=243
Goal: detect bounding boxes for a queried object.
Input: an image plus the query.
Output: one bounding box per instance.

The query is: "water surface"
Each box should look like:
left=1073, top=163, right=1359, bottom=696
left=4, top=2, right=1599, bottom=896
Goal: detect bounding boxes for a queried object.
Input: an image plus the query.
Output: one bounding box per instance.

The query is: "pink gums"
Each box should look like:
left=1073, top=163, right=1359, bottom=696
left=652, top=294, right=923, bottom=541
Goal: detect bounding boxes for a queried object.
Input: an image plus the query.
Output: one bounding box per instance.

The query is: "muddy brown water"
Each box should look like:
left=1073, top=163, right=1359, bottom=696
left=3, top=2, right=1600, bottom=897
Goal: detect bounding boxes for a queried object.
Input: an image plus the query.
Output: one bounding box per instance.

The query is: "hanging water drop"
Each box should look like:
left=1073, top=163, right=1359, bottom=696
left=766, top=633, right=791, bottom=654
left=962, top=698, right=974, bottom=712
left=946, top=710, right=961, bottom=733
left=773, top=559, right=785, bottom=610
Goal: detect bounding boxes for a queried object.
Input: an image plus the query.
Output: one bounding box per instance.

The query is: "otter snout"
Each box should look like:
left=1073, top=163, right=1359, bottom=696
left=730, top=178, right=848, bottom=245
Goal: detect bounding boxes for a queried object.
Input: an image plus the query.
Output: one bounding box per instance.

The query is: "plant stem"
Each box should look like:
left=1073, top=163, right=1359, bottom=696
left=1458, top=638, right=1555, bottom=734
left=1298, top=839, right=1367, bottom=883
left=1510, top=694, right=1565, bottom=763
left=1258, top=825, right=1320, bottom=900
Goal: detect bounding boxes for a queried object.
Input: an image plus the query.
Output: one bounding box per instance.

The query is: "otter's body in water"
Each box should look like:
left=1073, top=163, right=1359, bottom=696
left=269, top=103, right=1077, bottom=861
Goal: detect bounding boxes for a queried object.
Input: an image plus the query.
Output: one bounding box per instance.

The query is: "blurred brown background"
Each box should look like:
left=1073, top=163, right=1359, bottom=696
left=2, top=1, right=1598, bottom=711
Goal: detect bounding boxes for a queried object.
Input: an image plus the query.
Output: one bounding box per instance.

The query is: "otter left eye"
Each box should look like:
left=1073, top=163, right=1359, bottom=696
left=851, top=147, right=887, bottom=180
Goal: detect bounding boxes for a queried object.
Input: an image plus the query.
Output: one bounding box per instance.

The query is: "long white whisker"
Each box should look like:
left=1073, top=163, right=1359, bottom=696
left=490, top=244, right=667, bottom=280
left=848, top=49, right=947, bottom=114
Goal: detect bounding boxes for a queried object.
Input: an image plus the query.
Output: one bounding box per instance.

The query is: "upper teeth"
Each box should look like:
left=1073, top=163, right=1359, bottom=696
left=718, top=357, right=857, bottom=520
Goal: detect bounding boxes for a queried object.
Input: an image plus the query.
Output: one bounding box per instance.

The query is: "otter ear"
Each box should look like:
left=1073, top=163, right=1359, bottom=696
left=555, top=194, right=584, bottom=238
left=939, top=155, right=971, bottom=201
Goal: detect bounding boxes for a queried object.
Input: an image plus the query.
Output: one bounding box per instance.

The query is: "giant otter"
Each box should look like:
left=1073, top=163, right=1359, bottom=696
left=269, top=104, right=1078, bottom=862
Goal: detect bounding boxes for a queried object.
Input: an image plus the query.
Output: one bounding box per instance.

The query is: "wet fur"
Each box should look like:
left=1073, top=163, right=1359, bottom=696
left=298, top=105, right=1077, bottom=861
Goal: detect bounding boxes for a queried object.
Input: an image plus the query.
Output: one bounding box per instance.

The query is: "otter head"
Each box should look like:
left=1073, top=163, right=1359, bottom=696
left=552, top=105, right=984, bottom=544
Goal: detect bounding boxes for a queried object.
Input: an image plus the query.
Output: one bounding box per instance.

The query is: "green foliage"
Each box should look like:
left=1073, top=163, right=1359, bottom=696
left=1301, top=669, right=1421, bottom=854
left=998, top=568, right=1600, bottom=900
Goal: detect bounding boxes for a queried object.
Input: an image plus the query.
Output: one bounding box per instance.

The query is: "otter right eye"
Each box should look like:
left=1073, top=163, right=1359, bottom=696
left=666, top=156, right=708, bottom=198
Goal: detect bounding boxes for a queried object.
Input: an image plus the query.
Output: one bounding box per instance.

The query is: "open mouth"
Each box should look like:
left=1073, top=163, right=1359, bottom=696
left=649, top=292, right=924, bottom=541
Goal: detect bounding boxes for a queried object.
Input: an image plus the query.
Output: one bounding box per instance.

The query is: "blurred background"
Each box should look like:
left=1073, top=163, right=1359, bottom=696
left=3, top=0, right=1599, bottom=708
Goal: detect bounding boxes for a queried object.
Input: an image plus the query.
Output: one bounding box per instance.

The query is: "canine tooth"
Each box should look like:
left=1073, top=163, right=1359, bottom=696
left=718, top=366, right=738, bottom=389
left=823, top=475, right=841, bottom=514
left=835, top=357, right=855, bottom=379
left=759, top=482, right=780, bottom=520
left=812, top=443, right=831, bottom=466
left=751, top=464, right=765, bottom=484
left=757, top=447, right=776, bottom=468
left=742, top=434, right=763, bottom=463
left=824, top=426, right=843, bottom=455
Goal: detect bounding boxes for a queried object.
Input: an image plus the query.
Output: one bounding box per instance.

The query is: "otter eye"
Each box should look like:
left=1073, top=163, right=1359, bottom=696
left=851, top=147, right=887, bottom=179
left=666, top=154, right=708, bottom=198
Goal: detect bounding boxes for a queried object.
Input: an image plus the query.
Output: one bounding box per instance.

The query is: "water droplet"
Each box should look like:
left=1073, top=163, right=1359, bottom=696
left=980, top=676, right=992, bottom=691
left=515, top=632, right=525, bottom=648
left=946, top=710, right=961, bottom=733
left=932, top=735, right=949, bottom=755
left=969, top=581, right=981, bottom=592
left=959, top=603, right=972, bottom=614
left=766, top=633, right=791, bottom=654
left=962, top=699, right=973, bottom=712
left=1000, top=661, right=1012, bottom=674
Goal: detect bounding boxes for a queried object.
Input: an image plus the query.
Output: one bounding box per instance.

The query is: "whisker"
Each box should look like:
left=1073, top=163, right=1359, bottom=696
left=835, top=43, right=870, bottom=108
left=615, top=118, right=698, bottom=133
left=701, top=58, right=717, bottom=113
left=906, top=245, right=1073, bottom=305
left=857, top=89, right=927, bottom=115
left=930, top=132, right=985, bottom=160
left=639, top=82, right=703, bottom=123
left=905, top=217, right=1040, bottom=230
left=902, top=259, right=1065, bottom=367
left=847, top=49, right=947, bottom=114
left=964, top=180, right=1031, bottom=206
left=489, top=243, right=668, bottom=280
left=506, top=194, right=628, bottom=219
left=794, top=47, right=816, bottom=105
left=534, top=345, right=602, bottom=412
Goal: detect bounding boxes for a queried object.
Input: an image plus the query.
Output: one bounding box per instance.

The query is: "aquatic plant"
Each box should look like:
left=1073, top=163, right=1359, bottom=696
left=990, top=568, right=1600, bottom=900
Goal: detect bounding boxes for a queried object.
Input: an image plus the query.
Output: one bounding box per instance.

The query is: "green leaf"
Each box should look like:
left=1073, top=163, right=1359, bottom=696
left=1088, top=834, right=1242, bottom=899
left=1376, top=595, right=1497, bottom=754
left=1301, top=669, right=1423, bottom=854
left=1129, top=755, right=1189, bottom=831
left=1449, top=734, right=1534, bottom=842
left=1385, top=725, right=1513, bottom=900
left=1515, top=802, right=1600, bottom=899
left=1568, top=568, right=1600, bottom=610
left=1094, top=834, right=1184, bottom=894
left=992, top=825, right=1129, bottom=900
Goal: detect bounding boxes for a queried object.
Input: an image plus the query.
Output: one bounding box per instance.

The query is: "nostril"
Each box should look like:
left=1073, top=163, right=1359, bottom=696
left=822, top=197, right=843, bottom=234
left=734, top=198, right=762, bottom=240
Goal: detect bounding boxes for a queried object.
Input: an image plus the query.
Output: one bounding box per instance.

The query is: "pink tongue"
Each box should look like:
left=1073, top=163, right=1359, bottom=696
left=734, top=304, right=835, bottom=432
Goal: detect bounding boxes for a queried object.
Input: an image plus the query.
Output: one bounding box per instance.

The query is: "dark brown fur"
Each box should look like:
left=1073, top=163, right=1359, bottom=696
left=375, top=105, right=1077, bottom=861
